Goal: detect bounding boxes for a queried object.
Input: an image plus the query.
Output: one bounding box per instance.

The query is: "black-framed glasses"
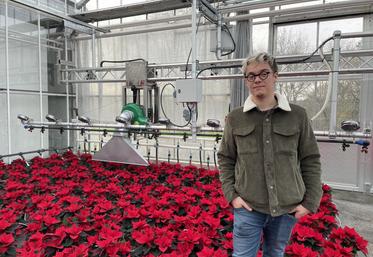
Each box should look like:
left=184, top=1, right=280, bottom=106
left=244, top=71, right=271, bottom=82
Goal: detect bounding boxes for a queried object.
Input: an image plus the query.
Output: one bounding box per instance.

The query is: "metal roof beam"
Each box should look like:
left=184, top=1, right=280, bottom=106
left=9, top=0, right=109, bottom=33
left=70, top=0, right=223, bottom=23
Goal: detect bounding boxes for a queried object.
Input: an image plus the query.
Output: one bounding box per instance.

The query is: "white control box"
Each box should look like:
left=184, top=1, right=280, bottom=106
left=175, top=78, right=202, bottom=103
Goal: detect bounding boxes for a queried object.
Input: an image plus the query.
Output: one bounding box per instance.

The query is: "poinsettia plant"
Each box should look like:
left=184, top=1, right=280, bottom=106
left=0, top=151, right=369, bottom=257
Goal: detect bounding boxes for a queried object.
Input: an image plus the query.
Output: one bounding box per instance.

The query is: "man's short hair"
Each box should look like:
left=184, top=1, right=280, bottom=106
left=242, top=52, right=278, bottom=76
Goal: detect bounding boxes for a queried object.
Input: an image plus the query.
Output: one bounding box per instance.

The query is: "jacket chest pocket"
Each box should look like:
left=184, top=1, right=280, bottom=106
left=233, top=125, right=258, bottom=154
left=273, top=125, right=299, bottom=154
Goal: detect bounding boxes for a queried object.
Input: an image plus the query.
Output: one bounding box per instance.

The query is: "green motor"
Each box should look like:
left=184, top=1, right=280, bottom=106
left=120, top=103, right=148, bottom=125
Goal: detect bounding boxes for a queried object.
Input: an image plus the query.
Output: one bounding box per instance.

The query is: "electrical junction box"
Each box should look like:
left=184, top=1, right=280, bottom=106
left=210, top=28, right=235, bottom=53
left=175, top=78, right=202, bottom=103
left=126, top=61, right=147, bottom=89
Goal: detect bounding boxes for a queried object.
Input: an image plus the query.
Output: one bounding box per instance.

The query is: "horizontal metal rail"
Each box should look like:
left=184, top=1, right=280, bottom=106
left=0, top=146, right=73, bottom=160
left=20, top=120, right=372, bottom=139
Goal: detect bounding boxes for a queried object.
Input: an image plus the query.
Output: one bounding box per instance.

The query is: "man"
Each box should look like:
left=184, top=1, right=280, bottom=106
left=218, top=52, right=322, bottom=257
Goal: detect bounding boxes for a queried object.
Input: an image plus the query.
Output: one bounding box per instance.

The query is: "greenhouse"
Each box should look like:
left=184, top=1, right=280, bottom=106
left=0, top=0, right=373, bottom=256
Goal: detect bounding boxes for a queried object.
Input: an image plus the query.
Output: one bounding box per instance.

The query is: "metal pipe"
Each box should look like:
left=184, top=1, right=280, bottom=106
left=21, top=121, right=372, bottom=139
left=147, top=156, right=212, bottom=167
left=0, top=147, right=73, bottom=159
left=75, top=22, right=203, bottom=41
left=135, top=142, right=216, bottom=152
left=199, top=144, right=203, bottom=168
left=38, top=12, right=44, bottom=150
left=213, top=145, right=217, bottom=168
left=0, top=29, right=63, bottom=50
left=5, top=1, right=11, bottom=157
left=22, top=120, right=224, bottom=132
left=97, top=38, right=103, bottom=123
left=191, top=0, right=197, bottom=79
left=155, top=139, right=159, bottom=165
left=65, top=36, right=71, bottom=146
left=314, top=131, right=371, bottom=139
left=220, top=0, right=313, bottom=13
left=329, top=30, right=341, bottom=135
left=101, top=14, right=191, bottom=31
left=340, top=31, right=373, bottom=39
left=0, top=88, right=76, bottom=97
left=176, top=142, right=180, bottom=163
left=223, top=0, right=373, bottom=22
left=216, top=13, right=222, bottom=60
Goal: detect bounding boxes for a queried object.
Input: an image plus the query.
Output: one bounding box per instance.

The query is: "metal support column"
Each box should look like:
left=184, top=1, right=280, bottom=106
left=191, top=0, right=197, bottom=79
left=268, top=6, right=275, bottom=55
left=88, top=29, right=96, bottom=151
left=37, top=6, right=44, bottom=151
left=97, top=37, right=103, bottom=122
left=216, top=13, right=222, bottom=60
left=5, top=0, right=11, bottom=157
left=65, top=36, right=70, bottom=145
left=360, top=14, right=373, bottom=193
left=329, top=30, right=341, bottom=135
left=191, top=0, right=198, bottom=140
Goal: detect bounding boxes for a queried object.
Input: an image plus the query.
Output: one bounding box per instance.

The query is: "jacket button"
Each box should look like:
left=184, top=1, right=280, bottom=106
left=270, top=185, right=274, bottom=189
left=266, top=140, right=270, bottom=144
left=265, top=118, right=269, bottom=122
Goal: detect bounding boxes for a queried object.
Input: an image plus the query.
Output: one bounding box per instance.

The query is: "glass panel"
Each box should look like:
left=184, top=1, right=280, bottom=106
left=280, top=1, right=323, bottom=9
left=98, top=0, right=120, bottom=8
left=0, top=3, right=5, bottom=28
left=319, top=17, right=363, bottom=51
left=336, top=79, right=360, bottom=127
left=10, top=94, right=41, bottom=153
left=0, top=1, right=6, bottom=156
left=40, top=14, right=64, bottom=93
left=278, top=80, right=330, bottom=131
left=276, top=22, right=317, bottom=55
left=0, top=94, right=9, bottom=156
left=39, top=0, right=66, bottom=14
left=252, top=23, right=268, bottom=54
left=8, top=4, right=39, bottom=91
left=18, top=0, right=37, bottom=5
left=148, top=10, right=175, bottom=19
left=325, top=0, right=348, bottom=3
left=122, top=14, right=146, bottom=23
left=48, top=96, right=73, bottom=148
left=85, top=0, right=97, bottom=11
left=320, top=143, right=359, bottom=186
left=0, top=3, right=5, bottom=91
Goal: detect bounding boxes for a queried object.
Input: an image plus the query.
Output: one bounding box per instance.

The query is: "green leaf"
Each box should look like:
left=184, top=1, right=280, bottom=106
left=62, top=236, right=73, bottom=247
left=5, top=247, right=16, bottom=256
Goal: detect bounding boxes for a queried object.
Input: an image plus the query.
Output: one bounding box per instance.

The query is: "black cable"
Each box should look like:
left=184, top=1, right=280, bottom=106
left=221, top=24, right=236, bottom=56
left=185, top=49, right=192, bottom=79
left=185, top=15, right=203, bottom=79
left=196, top=35, right=334, bottom=77
left=196, top=64, right=241, bottom=78
left=276, top=36, right=334, bottom=65
left=100, top=58, right=146, bottom=67
left=160, top=83, right=192, bottom=127
left=187, top=102, right=198, bottom=122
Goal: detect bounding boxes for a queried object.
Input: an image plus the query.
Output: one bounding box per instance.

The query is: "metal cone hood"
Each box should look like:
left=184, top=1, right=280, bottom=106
left=92, top=136, right=148, bottom=166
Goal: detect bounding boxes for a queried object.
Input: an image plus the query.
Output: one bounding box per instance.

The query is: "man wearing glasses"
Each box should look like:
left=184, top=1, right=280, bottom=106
left=218, top=52, right=322, bottom=257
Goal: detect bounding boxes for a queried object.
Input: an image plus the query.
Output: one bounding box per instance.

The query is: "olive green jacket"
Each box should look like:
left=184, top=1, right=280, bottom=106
left=218, top=93, right=322, bottom=216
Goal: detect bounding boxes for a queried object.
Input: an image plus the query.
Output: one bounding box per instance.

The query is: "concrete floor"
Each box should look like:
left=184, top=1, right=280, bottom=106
left=332, top=189, right=373, bottom=257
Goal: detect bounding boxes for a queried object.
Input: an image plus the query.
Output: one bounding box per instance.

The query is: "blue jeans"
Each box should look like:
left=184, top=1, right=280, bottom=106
left=233, top=208, right=297, bottom=257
